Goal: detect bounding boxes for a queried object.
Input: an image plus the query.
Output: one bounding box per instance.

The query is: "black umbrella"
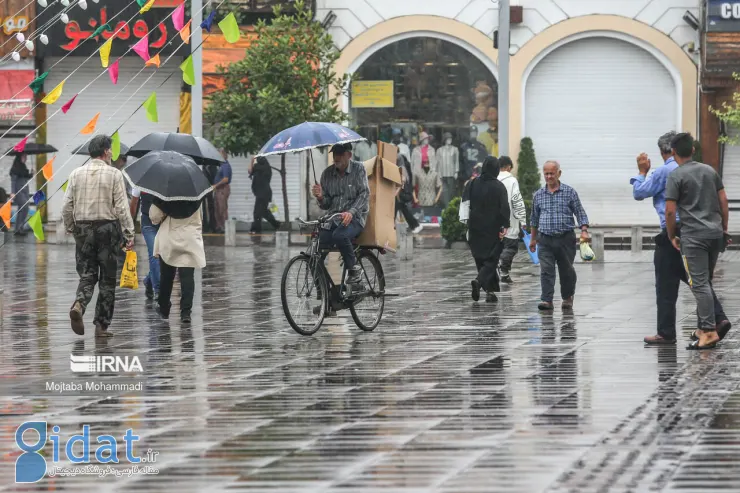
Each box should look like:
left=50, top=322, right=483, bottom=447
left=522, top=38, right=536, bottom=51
left=6, top=143, right=58, bottom=156
left=73, top=141, right=130, bottom=156
left=128, top=132, right=225, bottom=166
left=152, top=198, right=203, bottom=219
left=123, top=151, right=213, bottom=201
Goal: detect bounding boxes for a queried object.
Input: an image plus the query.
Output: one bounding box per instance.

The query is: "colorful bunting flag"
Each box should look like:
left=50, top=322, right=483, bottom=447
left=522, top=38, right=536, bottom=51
left=180, top=55, right=194, bottom=86
left=13, top=136, right=28, bottom=153
left=81, top=113, right=100, bottom=135
left=180, top=20, right=191, bottom=44
left=92, top=23, right=112, bottom=38
left=62, top=94, right=77, bottom=113
left=32, top=190, right=46, bottom=206
left=111, top=132, right=121, bottom=161
left=41, top=80, right=64, bottom=105
left=143, top=92, right=158, bottom=123
left=145, top=53, right=161, bottom=68
left=41, top=157, right=54, bottom=180
left=100, top=37, right=113, bottom=67
left=136, top=0, right=147, bottom=6
left=61, top=180, right=68, bottom=193
left=173, top=3, right=185, bottom=31
left=219, top=13, right=240, bottom=43
left=108, top=60, right=119, bottom=84
left=133, top=35, right=150, bottom=61
left=29, top=72, right=48, bottom=94
left=0, top=201, right=10, bottom=230
left=139, top=0, right=155, bottom=14
left=201, top=11, right=216, bottom=32
left=28, top=212, right=44, bottom=242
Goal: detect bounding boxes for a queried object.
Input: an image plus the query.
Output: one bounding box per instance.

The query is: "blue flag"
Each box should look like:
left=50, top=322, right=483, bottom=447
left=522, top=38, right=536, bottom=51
left=32, top=190, right=46, bottom=206
left=201, top=11, right=216, bottom=32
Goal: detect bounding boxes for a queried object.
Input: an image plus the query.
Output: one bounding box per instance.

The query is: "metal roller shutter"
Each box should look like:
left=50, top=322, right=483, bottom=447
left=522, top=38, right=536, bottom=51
left=525, top=37, right=677, bottom=226
left=44, top=56, right=182, bottom=221
left=721, top=126, right=740, bottom=231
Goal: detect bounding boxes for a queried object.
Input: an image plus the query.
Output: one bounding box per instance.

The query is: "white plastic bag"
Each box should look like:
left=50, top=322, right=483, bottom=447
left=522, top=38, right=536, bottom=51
left=458, top=200, right=470, bottom=223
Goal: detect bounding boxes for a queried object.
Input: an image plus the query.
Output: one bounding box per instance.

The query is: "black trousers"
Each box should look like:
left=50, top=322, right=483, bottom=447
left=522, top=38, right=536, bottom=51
left=538, top=231, right=577, bottom=303
left=498, top=237, right=519, bottom=274
left=251, top=196, right=279, bottom=232
left=395, top=199, right=419, bottom=230
left=654, top=230, right=726, bottom=339
left=158, top=259, right=195, bottom=317
left=475, top=256, right=501, bottom=293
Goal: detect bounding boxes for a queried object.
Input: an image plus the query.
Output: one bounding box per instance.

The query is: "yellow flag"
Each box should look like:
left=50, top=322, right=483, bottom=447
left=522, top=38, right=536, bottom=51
left=41, top=80, right=64, bottom=105
left=28, top=212, right=44, bottom=242
left=41, top=157, right=55, bottom=181
left=143, top=92, right=158, bottom=123
left=100, top=38, right=113, bottom=68
left=61, top=180, right=69, bottom=193
left=180, top=56, right=194, bottom=86
left=111, top=132, right=121, bottom=161
left=139, top=0, right=155, bottom=13
left=218, top=13, right=240, bottom=43
left=81, top=113, right=100, bottom=135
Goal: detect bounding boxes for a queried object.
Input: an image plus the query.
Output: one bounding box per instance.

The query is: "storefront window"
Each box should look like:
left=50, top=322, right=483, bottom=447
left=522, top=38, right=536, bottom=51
left=350, top=37, right=498, bottom=153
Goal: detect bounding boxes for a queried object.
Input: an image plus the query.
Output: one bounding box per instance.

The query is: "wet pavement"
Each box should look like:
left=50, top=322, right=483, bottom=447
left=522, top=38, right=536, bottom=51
left=1, top=242, right=740, bottom=492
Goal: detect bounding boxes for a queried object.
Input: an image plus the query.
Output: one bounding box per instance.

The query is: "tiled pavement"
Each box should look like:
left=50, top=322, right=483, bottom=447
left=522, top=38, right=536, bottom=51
left=1, top=242, right=740, bottom=492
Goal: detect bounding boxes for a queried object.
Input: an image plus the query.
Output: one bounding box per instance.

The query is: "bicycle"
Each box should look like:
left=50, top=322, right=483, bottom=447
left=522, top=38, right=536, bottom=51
left=281, top=213, right=387, bottom=336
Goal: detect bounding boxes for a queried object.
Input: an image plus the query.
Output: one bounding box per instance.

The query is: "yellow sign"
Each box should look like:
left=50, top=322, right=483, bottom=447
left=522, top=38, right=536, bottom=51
left=352, top=81, right=394, bottom=108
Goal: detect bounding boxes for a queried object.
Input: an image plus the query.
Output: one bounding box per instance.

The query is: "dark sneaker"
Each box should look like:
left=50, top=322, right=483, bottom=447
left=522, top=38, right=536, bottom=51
left=95, top=322, right=112, bottom=337
left=562, top=297, right=574, bottom=310
left=156, top=304, right=169, bottom=320
left=471, top=280, right=481, bottom=302
left=486, top=293, right=497, bottom=303
left=538, top=301, right=554, bottom=311
left=69, top=302, right=85, bottom=335
left=347, top=266, right=363, bottom=286
left=145, top=278, right=154, bottom=300
left=500, top=274, right=513, bottom=284
left=313, top=305, right=337, bottom=317
left=181, top=312, right=191, bottom=324
left=644, top=334, right=675, bottom=345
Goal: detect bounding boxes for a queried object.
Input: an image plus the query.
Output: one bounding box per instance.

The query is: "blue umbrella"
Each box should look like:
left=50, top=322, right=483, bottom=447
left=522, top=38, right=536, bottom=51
left=256, top=122, right=365, bottom=157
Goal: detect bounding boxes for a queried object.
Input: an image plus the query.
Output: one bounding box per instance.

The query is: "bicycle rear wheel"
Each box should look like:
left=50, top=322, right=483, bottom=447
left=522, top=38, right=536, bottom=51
left=281, top=255, right=327, bottom=336
left=349, top=250, right=385, bottom=331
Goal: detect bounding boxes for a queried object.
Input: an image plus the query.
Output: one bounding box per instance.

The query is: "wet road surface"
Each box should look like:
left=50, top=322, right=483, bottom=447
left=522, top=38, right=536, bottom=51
left=1, top=243, right=740, bottom=492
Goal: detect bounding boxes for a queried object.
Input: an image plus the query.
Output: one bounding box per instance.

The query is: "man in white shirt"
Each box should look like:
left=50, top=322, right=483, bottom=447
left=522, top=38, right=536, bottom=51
left=497, top=156, right=527, bottom=283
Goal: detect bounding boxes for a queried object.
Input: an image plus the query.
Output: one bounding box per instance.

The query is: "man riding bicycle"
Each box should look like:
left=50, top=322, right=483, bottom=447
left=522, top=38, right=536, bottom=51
left=311, top=143, right=370, bottom=287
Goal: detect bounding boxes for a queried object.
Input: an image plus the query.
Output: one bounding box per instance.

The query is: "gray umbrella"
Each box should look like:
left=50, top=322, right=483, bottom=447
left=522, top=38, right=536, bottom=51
left=123, top=151, right=213, bottom=202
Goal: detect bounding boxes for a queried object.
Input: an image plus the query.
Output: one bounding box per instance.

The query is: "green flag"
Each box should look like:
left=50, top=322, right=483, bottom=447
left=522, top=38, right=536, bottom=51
left=61, top=180, right=68, bottom=192
left=29, top=72, right=49, bottom=95
left=136, top=0, right=147, bottom=6
left=111, top=131, right=121, bottom=160
left=143, top=92, right=158, bottom=123
left=218, top=13, right=241, bottom=43
left=92, top=23, right=112, bottom=38
left=180, top=56, right=194, bottom=86
left=28, top=212, right=44, bottom=242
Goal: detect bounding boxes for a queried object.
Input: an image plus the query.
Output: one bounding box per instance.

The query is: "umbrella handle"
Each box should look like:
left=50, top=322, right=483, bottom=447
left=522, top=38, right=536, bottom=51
left=310, top=151, right=318, bottom=184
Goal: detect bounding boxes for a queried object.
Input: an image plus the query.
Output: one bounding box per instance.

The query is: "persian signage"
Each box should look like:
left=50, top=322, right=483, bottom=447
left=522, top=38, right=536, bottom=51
left=36, top=3, right=188, bottom=57
left=351, top=81, right=394, bottom=108
left=0, top=70, right=35, bottom=122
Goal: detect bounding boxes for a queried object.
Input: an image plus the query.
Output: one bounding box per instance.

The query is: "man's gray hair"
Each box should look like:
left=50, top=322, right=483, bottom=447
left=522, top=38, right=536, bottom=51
left=543, top=160, right=560, bottom=170
left=658, top=131, right=676, bottom=154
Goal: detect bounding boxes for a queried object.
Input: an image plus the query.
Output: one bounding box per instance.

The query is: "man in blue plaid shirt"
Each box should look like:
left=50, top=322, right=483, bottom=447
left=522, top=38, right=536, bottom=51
left=529, top=161, right=590, bottom=310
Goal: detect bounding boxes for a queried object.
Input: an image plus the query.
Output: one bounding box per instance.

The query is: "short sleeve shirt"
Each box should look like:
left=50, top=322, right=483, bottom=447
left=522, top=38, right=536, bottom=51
left=665, top=161, right=724, bottom=239
left=414, top=170, right=442, bottom=207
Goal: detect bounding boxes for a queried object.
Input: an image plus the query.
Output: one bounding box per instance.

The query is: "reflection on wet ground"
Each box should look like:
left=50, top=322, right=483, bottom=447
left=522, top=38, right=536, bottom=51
left=1, top=243, right=740, bottom=492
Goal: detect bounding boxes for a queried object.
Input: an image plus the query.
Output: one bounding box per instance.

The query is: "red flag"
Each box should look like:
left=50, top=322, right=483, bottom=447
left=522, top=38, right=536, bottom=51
left=61, top=94, right=78, bottom=114
left=13, top=136, right=28, bottom=153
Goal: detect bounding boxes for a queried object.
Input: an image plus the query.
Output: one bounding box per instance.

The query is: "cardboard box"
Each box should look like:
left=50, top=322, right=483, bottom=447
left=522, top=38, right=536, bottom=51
left=357, top=141, right=402, bottom=250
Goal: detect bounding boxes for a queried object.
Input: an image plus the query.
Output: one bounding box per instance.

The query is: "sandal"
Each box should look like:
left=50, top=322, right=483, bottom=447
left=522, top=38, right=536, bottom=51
left=687, top=340, right=718, bottom=350
left=691, top=320, right=732, bottom=342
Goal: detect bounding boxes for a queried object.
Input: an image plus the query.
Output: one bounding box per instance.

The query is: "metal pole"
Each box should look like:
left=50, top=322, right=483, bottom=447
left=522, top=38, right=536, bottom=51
left=192, top=0, right=204, bottom=137
left=498, top=0, right=510, bottom=157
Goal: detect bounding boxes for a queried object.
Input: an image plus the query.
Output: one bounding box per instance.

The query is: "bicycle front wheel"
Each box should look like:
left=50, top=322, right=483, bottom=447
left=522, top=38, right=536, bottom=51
left=349, top=250, right=385, bottom=332
left=281, top=255, right=327, bottom=336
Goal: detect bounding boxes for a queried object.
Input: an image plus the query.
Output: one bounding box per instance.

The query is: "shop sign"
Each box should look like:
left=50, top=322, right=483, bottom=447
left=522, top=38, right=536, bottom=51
left=351, top=81, right=394, bottom=108
left=2, top=15, right=29, bottom=36
left=36, top=3, right=188, bottom=57
left=0, top=70, right=35, bottom=123
left=708, top=0, right=740, bottom=31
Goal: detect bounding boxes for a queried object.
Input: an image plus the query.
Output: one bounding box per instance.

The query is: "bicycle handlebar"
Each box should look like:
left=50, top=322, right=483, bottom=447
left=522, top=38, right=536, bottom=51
left=296, top=213, right=343, bottom=227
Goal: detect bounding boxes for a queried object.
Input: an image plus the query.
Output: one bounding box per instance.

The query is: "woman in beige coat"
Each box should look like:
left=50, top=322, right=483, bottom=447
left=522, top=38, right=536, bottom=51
left=150, top=201, right=206, bottom=323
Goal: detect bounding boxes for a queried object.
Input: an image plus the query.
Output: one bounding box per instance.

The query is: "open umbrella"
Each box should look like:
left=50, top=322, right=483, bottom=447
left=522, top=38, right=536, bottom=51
left=256, top=122, right=364, bottom=157
left=128, top=132, right=224, bottom=166
left=123, top=151, right=213, bottom=202
left=73, top=140, right=129, bottom=156
left=6, top=143, right=58, bottom=156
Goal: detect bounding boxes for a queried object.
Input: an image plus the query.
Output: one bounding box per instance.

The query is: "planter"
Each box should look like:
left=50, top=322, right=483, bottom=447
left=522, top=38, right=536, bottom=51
left=445, top=240, right=469, bottom=250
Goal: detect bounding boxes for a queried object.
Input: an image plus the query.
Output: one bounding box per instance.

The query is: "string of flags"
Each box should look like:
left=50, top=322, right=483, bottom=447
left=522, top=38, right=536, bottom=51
left=2, top=1, right=245, bottom=242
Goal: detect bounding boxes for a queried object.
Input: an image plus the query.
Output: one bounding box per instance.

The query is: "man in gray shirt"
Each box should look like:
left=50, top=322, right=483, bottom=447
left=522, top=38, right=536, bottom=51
left=665, top=132, right=730, bottom=350
left=312, top=143, right=370, bottom=286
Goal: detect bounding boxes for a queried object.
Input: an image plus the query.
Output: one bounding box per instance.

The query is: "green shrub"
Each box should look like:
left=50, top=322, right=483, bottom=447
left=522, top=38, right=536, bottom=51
left=517, top=137, right=541, bottom=228
left=441, top=197, right=467, bottom=243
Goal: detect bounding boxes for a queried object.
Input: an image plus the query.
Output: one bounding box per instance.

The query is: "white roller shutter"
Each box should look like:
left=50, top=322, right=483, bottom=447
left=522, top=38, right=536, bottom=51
left=524, top=37, right=677, bottom=226
left=721, top=126, right=740, bottom=231
left=44, top=57, right=182, bottom=221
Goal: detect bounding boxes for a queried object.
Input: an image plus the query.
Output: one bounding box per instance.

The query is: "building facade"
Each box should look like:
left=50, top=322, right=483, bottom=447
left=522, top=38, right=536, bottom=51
left=318, top=0, right=700, bottom=227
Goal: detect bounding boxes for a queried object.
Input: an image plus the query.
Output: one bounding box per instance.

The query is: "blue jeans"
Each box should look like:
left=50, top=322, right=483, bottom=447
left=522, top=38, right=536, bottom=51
left=319, top=219, right=364, bottom=270
left=141, top=215, right=160, bottom=292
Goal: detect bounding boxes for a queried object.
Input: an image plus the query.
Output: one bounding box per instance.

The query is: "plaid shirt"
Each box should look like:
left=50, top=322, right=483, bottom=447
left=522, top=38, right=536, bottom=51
left=531, top=182, right=589, bottom=236
left=318, top=160, right=370, bottom=227
left=61, top=159, right=135, bottom=241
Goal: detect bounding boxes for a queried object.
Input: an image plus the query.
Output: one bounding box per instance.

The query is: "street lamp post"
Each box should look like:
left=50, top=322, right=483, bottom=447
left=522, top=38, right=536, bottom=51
left=497, top=0, right=510, bottom=157
left=192, top=0, right=204, bottom=137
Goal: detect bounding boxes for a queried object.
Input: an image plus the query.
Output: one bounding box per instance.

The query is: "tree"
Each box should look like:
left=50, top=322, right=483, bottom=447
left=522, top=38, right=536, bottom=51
left=441, top=197, right=467, bottom=245
left=205, top=0, right=350, bottom=227
left=516, top=137, right=541, bottom=228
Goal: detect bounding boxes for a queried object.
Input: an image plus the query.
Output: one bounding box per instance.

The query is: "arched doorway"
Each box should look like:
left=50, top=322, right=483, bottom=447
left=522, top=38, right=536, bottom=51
left=524, top=35, right=678, bottom=226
